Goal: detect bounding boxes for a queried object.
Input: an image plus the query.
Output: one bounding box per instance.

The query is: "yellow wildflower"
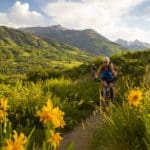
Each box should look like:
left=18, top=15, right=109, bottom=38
left=36, top=110, right=50, bottom=124
left=0, top=109, right=5, bottom=124
left=60, top=120, right=66, bottom=128
left=48, top=130, right=63, bottom=150
left=0, top=98, right=9, bottom=111
left=2, top=130, right=27, bottom=150
left=51, top=107, right=65, bottom=128
left=36, top=99, right=53, bottom=124
left=127, top=89, right=143, bottom=107
left=42, top=99, right=53, bottom=112
left=36, top=100, right=65, bottom=128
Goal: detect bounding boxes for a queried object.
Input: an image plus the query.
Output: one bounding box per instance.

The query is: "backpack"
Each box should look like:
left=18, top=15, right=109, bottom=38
left=101, top=65, right=114, bottom=80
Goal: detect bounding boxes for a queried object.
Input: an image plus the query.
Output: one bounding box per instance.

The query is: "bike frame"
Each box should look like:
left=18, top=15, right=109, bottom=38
left=101, top=80, right=113, bottom=108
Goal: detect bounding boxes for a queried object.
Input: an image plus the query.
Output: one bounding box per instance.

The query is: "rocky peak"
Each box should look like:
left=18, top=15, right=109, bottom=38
left=49, top=24, right=68, bottom=31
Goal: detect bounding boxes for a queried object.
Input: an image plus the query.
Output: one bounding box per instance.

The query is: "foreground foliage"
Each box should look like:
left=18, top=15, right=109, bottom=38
left=1, top=99, right=65, bottom=150
left=90, top=85, right=150, bottom=150
left=0, top=47, right=149, bottom=149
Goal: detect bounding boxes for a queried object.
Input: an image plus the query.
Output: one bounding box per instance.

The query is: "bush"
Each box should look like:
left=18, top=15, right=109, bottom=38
left=27, top=66, right=48, bottom=82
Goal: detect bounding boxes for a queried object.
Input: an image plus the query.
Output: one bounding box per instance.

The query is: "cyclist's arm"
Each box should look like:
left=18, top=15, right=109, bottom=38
left=95, top=66, right=102, bottom=78
left=110, top=63, right=117, bottom=78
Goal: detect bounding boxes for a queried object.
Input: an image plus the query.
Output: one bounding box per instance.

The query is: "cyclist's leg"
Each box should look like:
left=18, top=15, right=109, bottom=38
left=108, top=81, right=114, bottom=101
left=102, top=80, right=107, bottom=86
left=101, top=80, right=107, bottom=96
left=100, top=80, right=108, bottom=108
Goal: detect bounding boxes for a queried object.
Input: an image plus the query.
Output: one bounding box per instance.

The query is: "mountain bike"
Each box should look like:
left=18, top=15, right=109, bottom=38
left=94, top=78, right=113, bottom=107
left=100, top=80, right=114, bottom=111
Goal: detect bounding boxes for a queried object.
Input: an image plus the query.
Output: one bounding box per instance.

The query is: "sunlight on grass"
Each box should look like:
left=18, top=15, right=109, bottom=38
left=22, top=52, right=30, bottom=57
left=51, top=60, right=83, bottom=69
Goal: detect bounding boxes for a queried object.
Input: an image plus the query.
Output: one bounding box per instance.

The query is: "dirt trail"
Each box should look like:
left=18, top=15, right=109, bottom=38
left=58, top=110, right=101, bottom=150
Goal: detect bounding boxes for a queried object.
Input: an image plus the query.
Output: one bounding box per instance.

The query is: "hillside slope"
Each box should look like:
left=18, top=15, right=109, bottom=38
left=0, top=26, right=95, bottom=74
left=20, top=25, right=126, bottom=56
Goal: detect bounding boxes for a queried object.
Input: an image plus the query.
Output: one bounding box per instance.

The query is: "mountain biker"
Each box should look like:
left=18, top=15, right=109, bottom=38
left=95, top=56, right=117, bottom=101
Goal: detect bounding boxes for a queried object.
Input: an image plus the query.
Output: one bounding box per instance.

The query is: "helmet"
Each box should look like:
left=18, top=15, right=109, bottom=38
left=103, top=56, right=110, bottom=63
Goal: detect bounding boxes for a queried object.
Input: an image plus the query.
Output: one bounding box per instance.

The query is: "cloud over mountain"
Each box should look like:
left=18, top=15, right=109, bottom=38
left=0, top=0, right=150, bottom=43
left=42, top=0, right=150, bottom=43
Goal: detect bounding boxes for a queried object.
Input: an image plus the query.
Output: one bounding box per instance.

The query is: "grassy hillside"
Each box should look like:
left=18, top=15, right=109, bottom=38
left=0, top=26, right=95, bottom=75
left=20, top=25, right=126, bottom=56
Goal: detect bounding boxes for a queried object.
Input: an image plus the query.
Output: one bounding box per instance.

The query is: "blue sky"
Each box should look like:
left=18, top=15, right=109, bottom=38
left=0, top=0, right=150, bottom=43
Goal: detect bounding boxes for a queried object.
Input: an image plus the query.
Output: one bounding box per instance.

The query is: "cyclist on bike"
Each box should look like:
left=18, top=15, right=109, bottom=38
left=96, top=56, right=117, bottom=101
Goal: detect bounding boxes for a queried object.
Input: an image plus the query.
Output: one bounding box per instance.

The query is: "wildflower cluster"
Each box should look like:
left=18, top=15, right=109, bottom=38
left=36, top=99, right=66, bottom=149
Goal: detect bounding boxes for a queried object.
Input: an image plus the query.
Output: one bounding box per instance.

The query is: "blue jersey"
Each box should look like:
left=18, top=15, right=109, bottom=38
left=101, top=65, right=114, bottom=80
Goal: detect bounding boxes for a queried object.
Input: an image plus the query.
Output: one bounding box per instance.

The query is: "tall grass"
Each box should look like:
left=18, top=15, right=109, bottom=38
left=89, top=76, right=150, bottom=150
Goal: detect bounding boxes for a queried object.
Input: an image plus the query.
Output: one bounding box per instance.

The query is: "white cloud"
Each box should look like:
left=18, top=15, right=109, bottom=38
left=0, top=1, right=49, bottom=27
left=146, top=18, right=150, bottom=22
left=43, top=0, right=150, bottom=43
left=103, top=25, right=150, bottom=43
left=43, top=0, right=146, bottom=26
left=143, top=6, right=150, bottom=22
left=144, top=6, right=150, bottom=13
left=0, top=13, right=8, bottom=24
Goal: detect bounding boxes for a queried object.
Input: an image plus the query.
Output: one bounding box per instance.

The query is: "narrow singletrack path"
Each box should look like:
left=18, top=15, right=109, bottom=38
left=58, top=110, right=101, bottom=150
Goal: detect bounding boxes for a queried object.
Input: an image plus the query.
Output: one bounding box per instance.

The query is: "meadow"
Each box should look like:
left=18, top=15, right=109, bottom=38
left=0, top=50, right=150, bottom=150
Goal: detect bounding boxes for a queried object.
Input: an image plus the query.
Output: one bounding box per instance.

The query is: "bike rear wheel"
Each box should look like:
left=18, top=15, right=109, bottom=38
left=101, top=86, right=112, bottom=108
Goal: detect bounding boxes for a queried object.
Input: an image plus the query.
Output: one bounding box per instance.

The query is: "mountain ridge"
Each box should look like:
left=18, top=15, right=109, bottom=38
left=115, top=38, right=150, bottom=50
left=19, top=25, right=126, bottom=56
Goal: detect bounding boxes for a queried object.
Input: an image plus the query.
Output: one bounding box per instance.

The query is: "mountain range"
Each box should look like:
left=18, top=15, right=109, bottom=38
left=20, top=25, right=126, bottom=56
left=115, top=38, right=150, bottom=50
